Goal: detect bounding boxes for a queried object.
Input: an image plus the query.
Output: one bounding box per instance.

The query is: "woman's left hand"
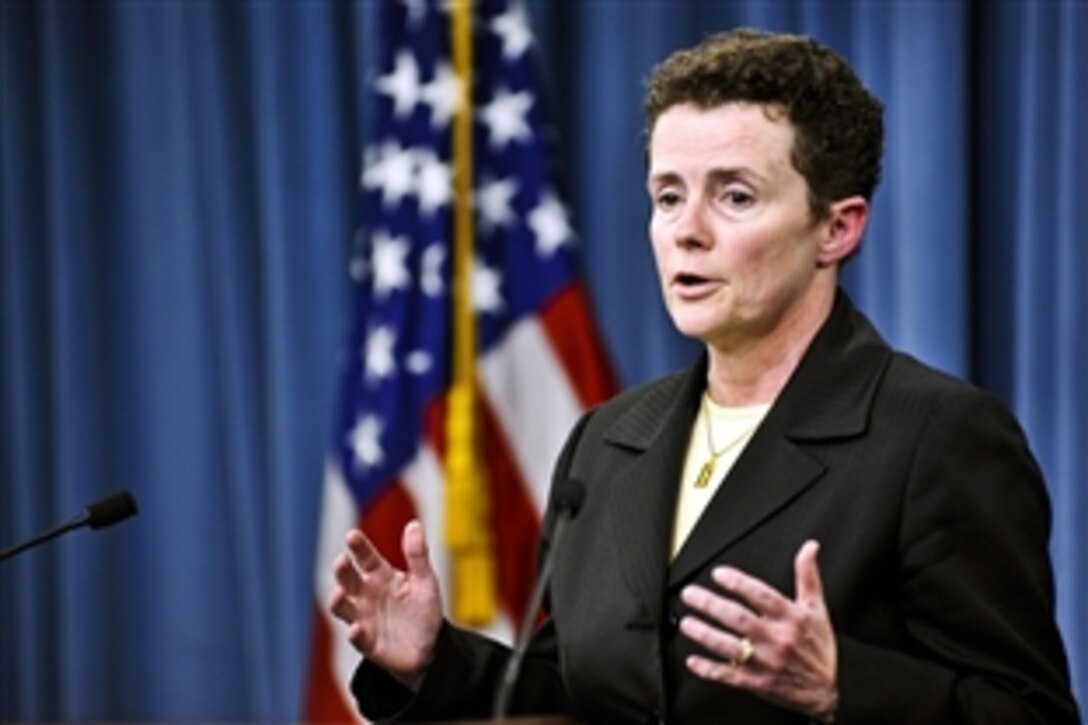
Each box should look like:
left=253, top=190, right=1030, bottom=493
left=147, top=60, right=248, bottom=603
left=679, top=539, right=838, bottom=722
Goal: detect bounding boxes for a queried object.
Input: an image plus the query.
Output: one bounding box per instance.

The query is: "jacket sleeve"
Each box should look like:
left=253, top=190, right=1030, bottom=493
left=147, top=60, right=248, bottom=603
left=352, top=619, right=571, bottom=721
left=833, top=389, right=1079, bottom=724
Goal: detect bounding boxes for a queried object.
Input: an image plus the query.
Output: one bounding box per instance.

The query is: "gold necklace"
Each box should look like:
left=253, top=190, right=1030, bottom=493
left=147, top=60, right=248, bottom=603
left=693, top=394, right=751, bottom=489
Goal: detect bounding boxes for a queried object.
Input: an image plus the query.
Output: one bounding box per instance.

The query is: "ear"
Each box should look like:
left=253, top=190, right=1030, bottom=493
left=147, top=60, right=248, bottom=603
left=817, top=196, right=869, bottom=267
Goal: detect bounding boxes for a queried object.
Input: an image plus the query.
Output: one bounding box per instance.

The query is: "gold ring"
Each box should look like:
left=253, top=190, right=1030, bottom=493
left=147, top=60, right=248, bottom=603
left=731, top=637, right=754, bottom=667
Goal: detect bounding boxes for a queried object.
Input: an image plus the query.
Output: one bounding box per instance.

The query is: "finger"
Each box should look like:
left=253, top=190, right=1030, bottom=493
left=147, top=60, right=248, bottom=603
left=679, top=613, right=728, bottom=655
left=328, top=586, right=356, bottom=625
left=344, top=618, right=376, bottom=654
left=347, top=620, right=372, bottom=650
left=679, top=613, right=758, bottom=667
left=681, top=584, right=764, bottom=637
left=402, top=519, right=433, bottom=581
left=794, top=539, right=825, bottom=606
left=711, top=565, right=790, bottom=618
left=686, top=653, right=736, bottom=683
left=685, top=653, right=759, bottom=688
left=333, top=552, right=364, bottom=595
left=346, top=528, right=387, bottom=574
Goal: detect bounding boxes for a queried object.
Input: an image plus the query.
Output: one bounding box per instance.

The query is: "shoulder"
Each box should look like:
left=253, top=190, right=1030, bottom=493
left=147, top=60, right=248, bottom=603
left=882, top=351, right=1023, bottom=430
left=875, top=352, right=1046, bottom=516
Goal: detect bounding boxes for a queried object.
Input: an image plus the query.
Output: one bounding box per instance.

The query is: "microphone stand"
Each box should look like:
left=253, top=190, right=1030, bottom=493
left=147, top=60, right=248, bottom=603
left=493, top=514, right=571, bottom=720
left=0, top=514, right=90, bottom=561
left=493, top=479, right=585, bottom=720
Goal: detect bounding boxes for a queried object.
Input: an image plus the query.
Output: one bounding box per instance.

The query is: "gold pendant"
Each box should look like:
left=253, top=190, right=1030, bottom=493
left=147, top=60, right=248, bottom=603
left=694, top=458, right=716, bottom=489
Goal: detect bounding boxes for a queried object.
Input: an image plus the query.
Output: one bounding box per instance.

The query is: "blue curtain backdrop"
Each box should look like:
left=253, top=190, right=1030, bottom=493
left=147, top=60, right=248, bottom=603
left=2, top=0, right=1084, bottom=719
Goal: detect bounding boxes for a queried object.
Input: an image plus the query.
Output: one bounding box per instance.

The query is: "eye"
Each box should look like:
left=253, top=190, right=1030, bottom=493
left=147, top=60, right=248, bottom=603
left=721, top=187, right=755, bottom=208
left=654, top=189, right=683, bottom=211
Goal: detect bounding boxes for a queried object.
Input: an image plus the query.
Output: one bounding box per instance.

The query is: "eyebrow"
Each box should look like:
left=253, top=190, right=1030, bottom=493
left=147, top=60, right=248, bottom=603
left=646, top=170, right=681, bottom=193
left=647, top=166, right=767, bottom=191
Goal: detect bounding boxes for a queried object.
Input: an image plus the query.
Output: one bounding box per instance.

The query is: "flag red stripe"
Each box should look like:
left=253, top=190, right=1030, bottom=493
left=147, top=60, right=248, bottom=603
left=361, top=479, right=419, bottom=571
left=478, top=391, right=545, bottom=628
left=539, top=283, right=618, bottom=408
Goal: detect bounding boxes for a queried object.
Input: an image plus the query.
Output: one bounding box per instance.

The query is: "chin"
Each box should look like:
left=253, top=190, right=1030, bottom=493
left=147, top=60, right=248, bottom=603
left=667, top=311, right=720, bottom=343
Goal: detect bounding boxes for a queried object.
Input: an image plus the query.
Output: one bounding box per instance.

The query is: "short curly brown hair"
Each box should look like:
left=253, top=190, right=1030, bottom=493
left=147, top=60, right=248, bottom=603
left=644, top=28, right=884, bottom=219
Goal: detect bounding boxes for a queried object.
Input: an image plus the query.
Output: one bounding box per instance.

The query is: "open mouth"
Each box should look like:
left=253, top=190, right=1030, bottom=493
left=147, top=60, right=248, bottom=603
left=671, top=273, right=720, bottom=300
left=675, top=273, right=709, bottom=287
left=674, top=271, right=724, bottom=290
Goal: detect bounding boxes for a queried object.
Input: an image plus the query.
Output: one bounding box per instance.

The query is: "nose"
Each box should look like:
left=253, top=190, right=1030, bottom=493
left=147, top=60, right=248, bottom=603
left=671, top=198, right=711, bottom=250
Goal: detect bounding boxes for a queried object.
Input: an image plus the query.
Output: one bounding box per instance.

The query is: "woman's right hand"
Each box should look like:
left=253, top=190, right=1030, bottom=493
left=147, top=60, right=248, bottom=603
left=328, top=520, right=443, bottom=691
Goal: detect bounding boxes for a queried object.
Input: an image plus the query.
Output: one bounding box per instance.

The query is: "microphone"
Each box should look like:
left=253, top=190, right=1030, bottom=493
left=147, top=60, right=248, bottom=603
left=1, top=490, right=139, bottom=562
left=493, top=478, right=586, bottom=720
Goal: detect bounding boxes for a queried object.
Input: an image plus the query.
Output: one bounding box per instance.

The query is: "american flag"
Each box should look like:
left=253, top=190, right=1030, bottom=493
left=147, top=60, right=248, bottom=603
left=303, top=0, right=616, bottom=719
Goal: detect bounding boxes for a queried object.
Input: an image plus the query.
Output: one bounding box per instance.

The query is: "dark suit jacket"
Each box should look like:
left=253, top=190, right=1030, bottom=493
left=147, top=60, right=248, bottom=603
left=354, top=291, right=1079, bottom=723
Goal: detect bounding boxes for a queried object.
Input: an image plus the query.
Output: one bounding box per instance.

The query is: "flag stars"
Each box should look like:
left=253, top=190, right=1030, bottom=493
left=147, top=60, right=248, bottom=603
left=363, top=325, right=398, bottom=382
left=479, top=87, right=534, bottom=149
left=362, top=141, right=416, bottom=208
left=370, top=231, right=412, bottom=297
left=347, top=414, right=384, bottom=470
left=405, top=350, right=433, bottom=374
left=421, top=243, right=446, bottom=297
left=528, top=192, right=574, bottom=255
left=490, top=2, right=533, bottom=60
left=415, top=150, right=452, bottom=216
left=420, top=63, right=461, bottom=129
left=476, top=177, right=519, bottom=231
left=362, top=141, right=453, bottom=215
left=376, top=50, right=421, bottom=118
left=473, top=257, right=504, bottom=314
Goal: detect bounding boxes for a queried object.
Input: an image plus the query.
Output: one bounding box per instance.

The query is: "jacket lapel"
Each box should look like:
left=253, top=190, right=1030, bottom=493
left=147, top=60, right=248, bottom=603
left=601, top=361, right=707, bottom=626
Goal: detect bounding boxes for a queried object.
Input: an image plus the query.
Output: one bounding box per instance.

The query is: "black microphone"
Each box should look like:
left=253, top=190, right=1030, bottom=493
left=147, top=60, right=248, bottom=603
left=493, top=478, right=586, bottom=720
left=1, top=490, right=139, bottom=562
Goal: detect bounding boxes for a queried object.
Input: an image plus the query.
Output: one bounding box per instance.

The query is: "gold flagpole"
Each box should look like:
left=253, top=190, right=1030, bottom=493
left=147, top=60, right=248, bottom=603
left=445, top=0, right=495, bottom=626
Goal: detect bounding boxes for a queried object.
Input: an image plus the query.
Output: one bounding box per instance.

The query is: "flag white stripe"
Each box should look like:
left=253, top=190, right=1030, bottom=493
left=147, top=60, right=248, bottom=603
left=315, top=464, right=366, bottom=721
left=315, top=462, right=359, bottom=600
left=478, top=316, right=582, bottom=517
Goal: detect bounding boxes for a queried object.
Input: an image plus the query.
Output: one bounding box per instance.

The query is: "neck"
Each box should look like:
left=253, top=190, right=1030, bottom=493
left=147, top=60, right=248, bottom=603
left=705, top=284, right=835, bottom=407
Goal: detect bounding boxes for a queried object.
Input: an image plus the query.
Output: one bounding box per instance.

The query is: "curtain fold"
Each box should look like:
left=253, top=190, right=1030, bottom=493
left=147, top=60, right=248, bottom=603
left=978, top=2, right=1088, bottom=694
left=2, top=0, right=1084, bottom=717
